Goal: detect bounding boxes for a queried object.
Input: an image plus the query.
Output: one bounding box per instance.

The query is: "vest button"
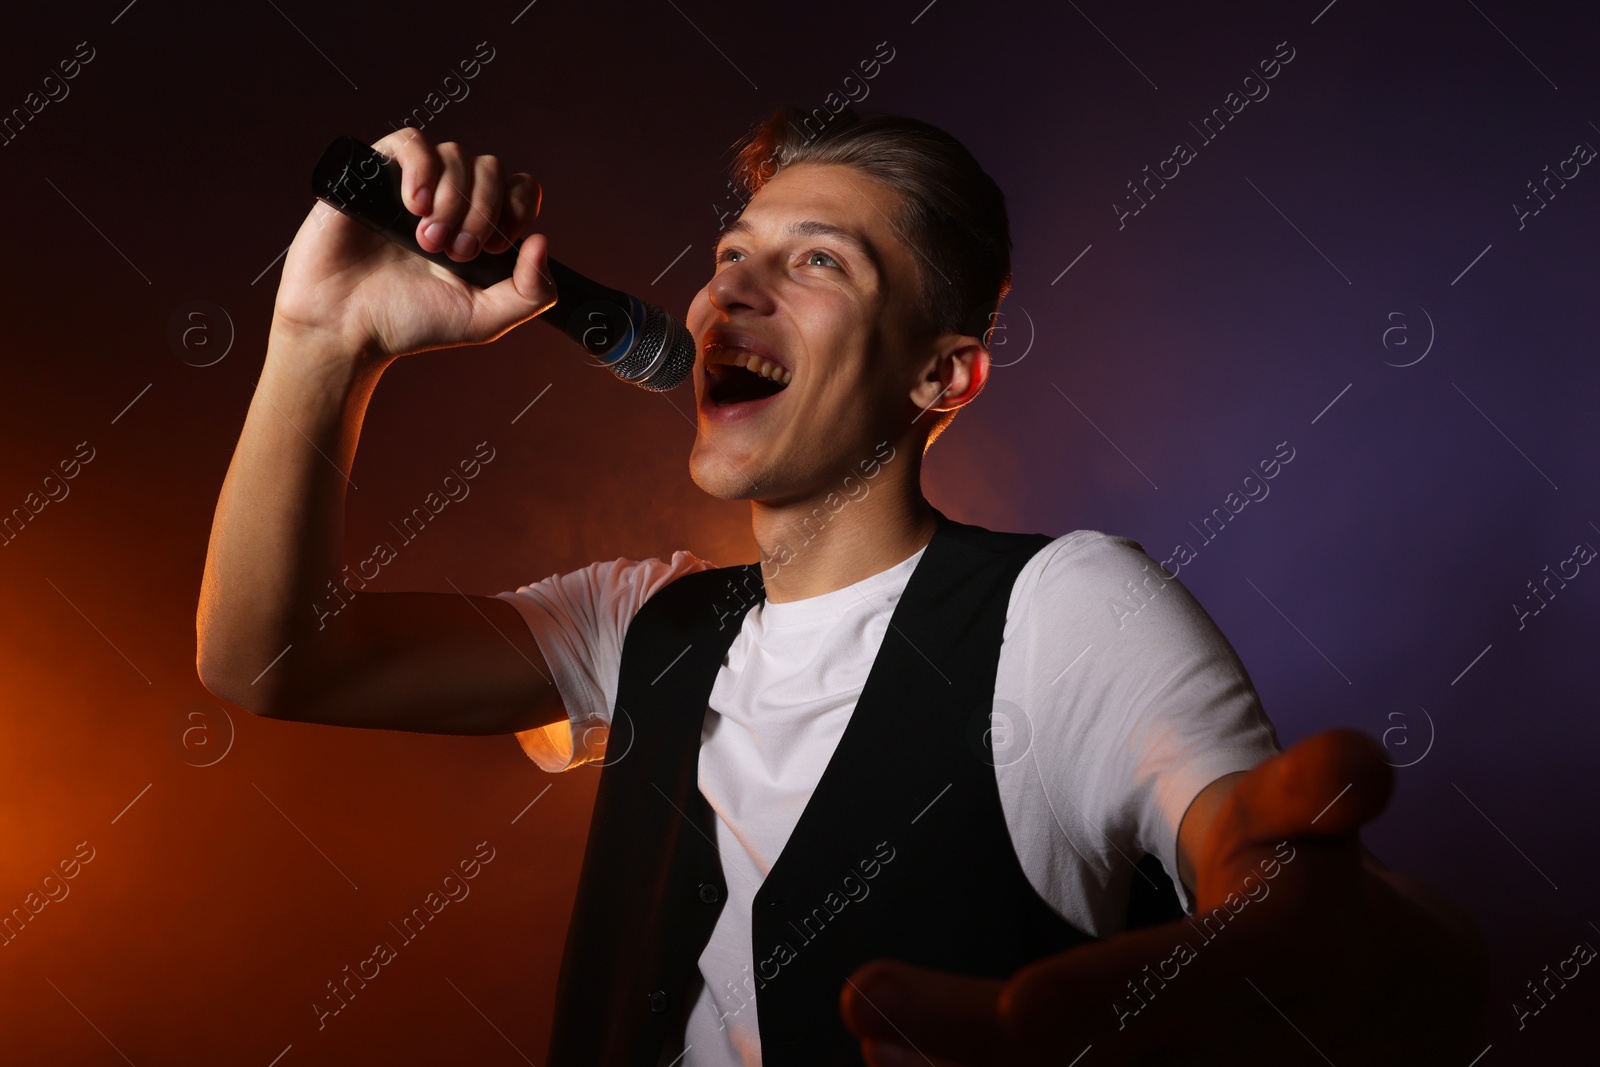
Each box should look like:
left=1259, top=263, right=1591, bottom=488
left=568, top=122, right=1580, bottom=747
left=698, top=882, right=720, bottom=904
left=648, top=990, right=669, bottom=1013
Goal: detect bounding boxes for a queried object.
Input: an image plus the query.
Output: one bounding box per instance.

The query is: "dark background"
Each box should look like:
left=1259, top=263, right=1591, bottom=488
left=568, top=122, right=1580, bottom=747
left=1, top=0, right=1595, bottom=1061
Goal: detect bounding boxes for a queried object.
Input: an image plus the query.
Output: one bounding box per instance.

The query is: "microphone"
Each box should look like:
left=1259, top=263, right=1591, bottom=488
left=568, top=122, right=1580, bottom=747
left=310, top=134, right=694, bottom=391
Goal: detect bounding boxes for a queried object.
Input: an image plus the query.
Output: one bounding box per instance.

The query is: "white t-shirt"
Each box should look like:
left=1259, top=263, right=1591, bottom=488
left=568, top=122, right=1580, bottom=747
left=495, top=530, right=1282, bottom=1067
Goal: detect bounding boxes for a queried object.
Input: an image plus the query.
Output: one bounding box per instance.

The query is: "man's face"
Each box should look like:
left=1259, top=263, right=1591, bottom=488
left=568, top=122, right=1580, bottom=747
left=685, top=162, right=929, bottom=504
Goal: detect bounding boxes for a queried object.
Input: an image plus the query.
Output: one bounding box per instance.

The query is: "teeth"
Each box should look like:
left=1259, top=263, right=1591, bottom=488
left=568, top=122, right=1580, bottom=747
left=714, top=348, right=792, bottom=386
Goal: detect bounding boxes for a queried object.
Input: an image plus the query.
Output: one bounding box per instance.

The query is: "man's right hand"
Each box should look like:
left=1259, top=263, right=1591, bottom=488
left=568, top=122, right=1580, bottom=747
left=196, top=127, right=568, bottom=736
left=271, top=129, right=557, bottom=363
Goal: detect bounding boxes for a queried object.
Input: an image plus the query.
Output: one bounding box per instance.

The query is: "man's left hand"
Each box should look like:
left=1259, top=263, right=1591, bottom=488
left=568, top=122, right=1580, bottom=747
left=839, top=728, right=1490, bottom=1065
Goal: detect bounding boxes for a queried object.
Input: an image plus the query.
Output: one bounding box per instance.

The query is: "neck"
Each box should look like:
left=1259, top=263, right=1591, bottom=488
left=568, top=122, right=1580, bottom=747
left=749, top=444, right=937, bottom=603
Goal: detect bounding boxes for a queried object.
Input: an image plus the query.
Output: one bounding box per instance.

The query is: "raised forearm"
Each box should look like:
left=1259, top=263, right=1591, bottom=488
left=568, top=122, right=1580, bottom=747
left=196, top=323, right=384, bottom=711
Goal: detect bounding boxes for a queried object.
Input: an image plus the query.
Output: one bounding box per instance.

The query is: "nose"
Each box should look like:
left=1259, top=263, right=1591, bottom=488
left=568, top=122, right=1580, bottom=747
left=706, top=255, right=777, bottom=317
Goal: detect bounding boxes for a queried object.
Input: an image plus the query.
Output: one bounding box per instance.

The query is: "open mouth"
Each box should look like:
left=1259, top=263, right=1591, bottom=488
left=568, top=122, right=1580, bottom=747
left=704, top=350, right=791, bottom=407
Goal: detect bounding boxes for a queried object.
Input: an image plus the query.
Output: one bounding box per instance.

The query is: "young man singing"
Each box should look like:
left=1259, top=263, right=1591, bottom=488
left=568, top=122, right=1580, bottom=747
left=198, top=109, right=1488, bottom=1066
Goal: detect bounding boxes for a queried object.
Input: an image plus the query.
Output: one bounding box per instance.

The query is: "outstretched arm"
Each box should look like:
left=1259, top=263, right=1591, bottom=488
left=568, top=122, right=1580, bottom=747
left=841, top=728, right=1491, bottom=1065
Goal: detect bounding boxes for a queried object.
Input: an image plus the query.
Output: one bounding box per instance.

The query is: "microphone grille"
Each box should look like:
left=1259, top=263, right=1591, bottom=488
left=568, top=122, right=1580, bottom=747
left=609, top=303, right=695, bottom=391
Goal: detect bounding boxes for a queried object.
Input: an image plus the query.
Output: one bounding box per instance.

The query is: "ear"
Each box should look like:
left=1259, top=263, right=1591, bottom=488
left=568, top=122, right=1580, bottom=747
left=909, top=333, right=990, bottom=417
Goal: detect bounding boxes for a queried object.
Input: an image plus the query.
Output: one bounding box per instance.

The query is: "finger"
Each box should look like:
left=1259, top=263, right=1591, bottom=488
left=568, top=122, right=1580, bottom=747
left=448, top=152, right=505, bottom=261
left=840, top=960, right=1011, bottom=1066
left=376, top=127, right=439, bottom=218
left=484, top=172, right=541, bottom=254
left=464, top=231, right=557, bottom=342
left=416, top=141, right=472, bottom=255
left=510, top=231, right=557, bottom=309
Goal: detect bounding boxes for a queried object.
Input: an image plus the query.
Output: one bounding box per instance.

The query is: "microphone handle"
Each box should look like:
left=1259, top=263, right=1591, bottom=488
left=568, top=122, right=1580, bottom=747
left=311, top=135, right=650, bottom=367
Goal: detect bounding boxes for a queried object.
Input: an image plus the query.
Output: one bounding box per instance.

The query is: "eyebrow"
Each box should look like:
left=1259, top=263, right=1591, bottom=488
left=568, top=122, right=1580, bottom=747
left=715, top=217, right=885, bottom=276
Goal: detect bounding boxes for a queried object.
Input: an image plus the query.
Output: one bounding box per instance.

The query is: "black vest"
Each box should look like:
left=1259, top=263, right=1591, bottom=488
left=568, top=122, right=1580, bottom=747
left=545, top=509, right=1180, bottom=1066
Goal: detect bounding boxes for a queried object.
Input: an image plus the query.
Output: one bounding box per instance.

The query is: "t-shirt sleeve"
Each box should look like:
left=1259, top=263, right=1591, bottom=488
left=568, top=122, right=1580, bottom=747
left=494, top=550, right=717, bottom=772
left=1011, top=531, right=1283, bottom=921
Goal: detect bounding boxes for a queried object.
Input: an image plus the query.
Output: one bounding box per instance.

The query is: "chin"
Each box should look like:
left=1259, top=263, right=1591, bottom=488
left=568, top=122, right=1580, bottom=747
left=688, top=450, right=759, bottom=501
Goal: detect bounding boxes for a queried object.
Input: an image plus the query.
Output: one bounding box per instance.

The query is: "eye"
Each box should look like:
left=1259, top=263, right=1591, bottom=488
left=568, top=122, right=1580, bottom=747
left=804, top=249, right=840, bottom=268
left=715, top=247, right=744, bottom=265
